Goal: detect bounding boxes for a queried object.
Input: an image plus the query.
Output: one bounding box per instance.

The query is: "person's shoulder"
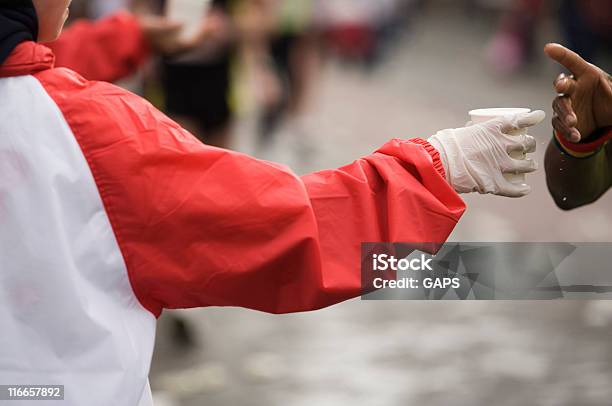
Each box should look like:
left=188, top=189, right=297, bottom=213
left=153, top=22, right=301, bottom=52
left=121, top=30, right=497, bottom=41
left=35, top=66, right=140, bottom=110
left=33, top=67, right=196, bottom=148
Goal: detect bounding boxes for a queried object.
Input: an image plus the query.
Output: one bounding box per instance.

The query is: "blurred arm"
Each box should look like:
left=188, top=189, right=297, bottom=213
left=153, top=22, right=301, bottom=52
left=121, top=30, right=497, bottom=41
left=47, top=12, right=150, bottom=82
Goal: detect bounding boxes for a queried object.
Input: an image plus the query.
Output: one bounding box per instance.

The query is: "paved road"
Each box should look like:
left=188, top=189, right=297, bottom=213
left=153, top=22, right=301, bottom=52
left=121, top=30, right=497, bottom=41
left=150, top=3, right=612, bottom=406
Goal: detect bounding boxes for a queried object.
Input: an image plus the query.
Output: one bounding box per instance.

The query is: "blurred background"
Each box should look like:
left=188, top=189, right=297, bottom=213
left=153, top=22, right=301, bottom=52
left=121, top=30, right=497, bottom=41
left=68, top=0, right=612, bottom=405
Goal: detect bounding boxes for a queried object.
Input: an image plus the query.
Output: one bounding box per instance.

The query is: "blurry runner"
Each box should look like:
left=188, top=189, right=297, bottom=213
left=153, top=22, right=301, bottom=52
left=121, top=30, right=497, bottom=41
left=486, top=0, right=545, bottom=75
left=257, top=0, right=317, bottom=141
left=316, top=0, right=408, bottom=66
left=136, top=0, right=236, bottom=148
left=317, top=0, right=377, bottom=63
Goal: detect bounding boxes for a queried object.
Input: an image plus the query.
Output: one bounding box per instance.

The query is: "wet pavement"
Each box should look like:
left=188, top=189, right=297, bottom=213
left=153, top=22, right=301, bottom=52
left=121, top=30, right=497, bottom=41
left=149, top=3, right=612, bottom=405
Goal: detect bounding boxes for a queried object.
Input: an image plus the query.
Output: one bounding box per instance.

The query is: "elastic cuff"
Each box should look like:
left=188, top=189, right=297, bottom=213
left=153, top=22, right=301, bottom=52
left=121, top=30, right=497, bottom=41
left=554, top=127, right=612, bottom=159
left=409, top=138, right=447, bottom=180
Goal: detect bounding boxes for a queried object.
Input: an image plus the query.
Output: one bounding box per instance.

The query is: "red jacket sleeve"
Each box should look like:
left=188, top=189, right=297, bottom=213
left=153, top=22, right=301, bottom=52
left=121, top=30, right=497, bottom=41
left=36, top=69, right=466, bottom=316
left=47, top=11, right=150, bottom=82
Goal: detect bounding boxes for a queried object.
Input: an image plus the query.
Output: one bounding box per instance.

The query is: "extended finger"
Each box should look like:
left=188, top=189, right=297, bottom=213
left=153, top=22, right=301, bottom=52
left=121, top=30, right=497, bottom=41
left=500, top=110, right=547, bottom=133
left=502, top=157, right=538, bottom=174
left=552, top=96, right=577, bottom=126
left=544, top=43, right=590, bottom=76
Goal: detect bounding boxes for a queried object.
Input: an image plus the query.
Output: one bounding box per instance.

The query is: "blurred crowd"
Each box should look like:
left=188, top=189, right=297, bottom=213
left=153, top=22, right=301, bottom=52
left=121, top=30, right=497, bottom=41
left=486, top=0, right=611, bottom=74
left=63, top=0, right=420, bottom=151
left=61, top=0, right=610, bottom=155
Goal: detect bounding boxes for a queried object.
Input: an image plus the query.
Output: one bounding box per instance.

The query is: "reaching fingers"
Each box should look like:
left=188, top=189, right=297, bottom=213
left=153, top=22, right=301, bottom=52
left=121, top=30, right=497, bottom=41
left=552, top=96, right=576, bottom=126
left=502, top=157, right=538, bottom=174
left=499, top=110, right=546, bottom=133
left=516, top=110, right=546, bottom=129
left=554, top=73, right=577, bottom=95
left=552, top=115, right=581, bottom=142
left=506, top=134, right=537, bottom=154
left=544, top=43, right=590, bottom=77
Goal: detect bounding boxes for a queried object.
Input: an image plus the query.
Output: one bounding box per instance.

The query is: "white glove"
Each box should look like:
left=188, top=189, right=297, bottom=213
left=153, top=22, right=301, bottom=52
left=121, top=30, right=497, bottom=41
left=428, top=111, right=546, bottom=198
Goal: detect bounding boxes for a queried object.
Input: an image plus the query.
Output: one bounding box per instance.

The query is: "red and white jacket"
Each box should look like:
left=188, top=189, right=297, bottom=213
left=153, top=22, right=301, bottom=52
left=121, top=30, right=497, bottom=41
left=0, top=37, right=465, bottom=406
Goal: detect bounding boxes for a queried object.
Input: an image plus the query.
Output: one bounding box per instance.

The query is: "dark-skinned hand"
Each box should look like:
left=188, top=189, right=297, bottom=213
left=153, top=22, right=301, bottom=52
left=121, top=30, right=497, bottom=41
left=544, top=43, right=612, bottom=143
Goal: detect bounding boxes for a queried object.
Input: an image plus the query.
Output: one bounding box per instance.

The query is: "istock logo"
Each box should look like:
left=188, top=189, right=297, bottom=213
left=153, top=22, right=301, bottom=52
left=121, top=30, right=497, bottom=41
left=372, top=254, right=433, bottom=272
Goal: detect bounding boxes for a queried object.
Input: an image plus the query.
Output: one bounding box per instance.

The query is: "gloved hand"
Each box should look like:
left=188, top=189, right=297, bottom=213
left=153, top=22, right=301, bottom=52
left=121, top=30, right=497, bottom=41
left=428, top=111, right=546, bottom=197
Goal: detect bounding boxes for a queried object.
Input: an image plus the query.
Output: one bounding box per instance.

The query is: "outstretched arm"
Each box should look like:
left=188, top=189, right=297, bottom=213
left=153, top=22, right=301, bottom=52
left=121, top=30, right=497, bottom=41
left=37, top=68, right=466, bottom=315
left=543, top=43, right=612, bottom=209
left=38, top=68, right=547, bottom=315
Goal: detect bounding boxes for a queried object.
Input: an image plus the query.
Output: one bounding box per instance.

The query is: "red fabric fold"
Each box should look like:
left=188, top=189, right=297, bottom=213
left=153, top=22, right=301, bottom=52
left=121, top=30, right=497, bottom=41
left=0, top=41, right=54, bottom=77
left=408, top=137, right=447, bottom=179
